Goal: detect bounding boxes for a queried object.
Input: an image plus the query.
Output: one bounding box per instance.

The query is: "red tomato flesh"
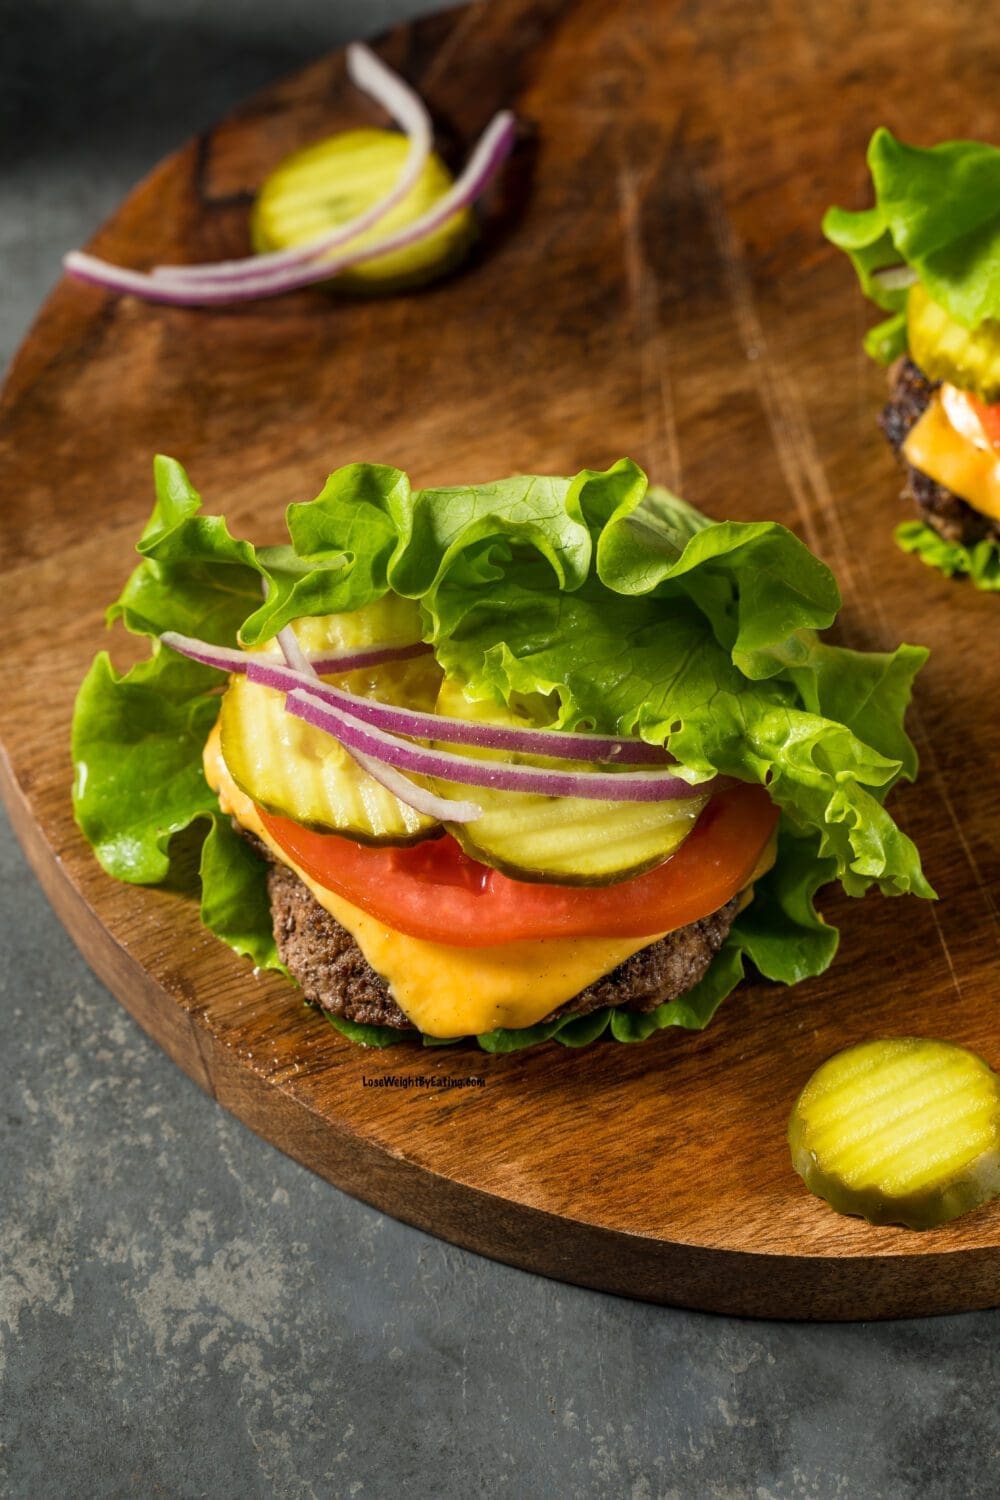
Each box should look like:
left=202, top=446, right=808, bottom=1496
left=968, top=393, right=1000, bottom=451
left=259, top=784, right=779, bottom=947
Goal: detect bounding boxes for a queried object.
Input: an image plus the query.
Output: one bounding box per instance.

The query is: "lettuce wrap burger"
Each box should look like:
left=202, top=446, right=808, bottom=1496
left=72, top=456, right=933, bottom=1051
left=825, top=127, right=1000, bottom=591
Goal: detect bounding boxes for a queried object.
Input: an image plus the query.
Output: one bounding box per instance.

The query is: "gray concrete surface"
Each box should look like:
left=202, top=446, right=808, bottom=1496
left=2, top=3, right=998, bottom=1496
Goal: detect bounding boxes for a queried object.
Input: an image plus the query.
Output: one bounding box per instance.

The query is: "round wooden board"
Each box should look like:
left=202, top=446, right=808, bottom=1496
left=2, top=0, right=999, bottom=1321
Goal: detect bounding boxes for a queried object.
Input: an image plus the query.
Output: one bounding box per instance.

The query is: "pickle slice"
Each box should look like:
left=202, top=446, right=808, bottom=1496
left=789, top=1038, right=1000, bottom=1230
left=907, top=283, right=1000, bottom=403
left=219, top=660, right=442, bottom=845
left=426, top=678, right=708, bottom=884
left=251, top=127, right=476, bottom=295
left=438, top=780, right=709, bottom=885
left=285, top=596, right=427, bottom=657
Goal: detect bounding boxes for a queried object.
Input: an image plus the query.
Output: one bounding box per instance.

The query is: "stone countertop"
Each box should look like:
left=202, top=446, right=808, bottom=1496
left=2, top=3, right=997, bottom=1496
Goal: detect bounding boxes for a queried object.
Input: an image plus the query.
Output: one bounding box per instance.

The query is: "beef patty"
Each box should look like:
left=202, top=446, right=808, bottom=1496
left=880, top=358, right=1000, bottom=546
left=267, top=860, right=740, bottom=1033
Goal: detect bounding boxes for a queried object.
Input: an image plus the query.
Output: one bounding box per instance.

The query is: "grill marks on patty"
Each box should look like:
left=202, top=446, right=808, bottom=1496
left=267, top=859, right=740, bottom=1034
left=881, top=359, right=1000, bottom=546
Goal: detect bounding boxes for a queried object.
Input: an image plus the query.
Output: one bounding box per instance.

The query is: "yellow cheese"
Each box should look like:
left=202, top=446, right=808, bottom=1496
left=903, top=392, right=1000, bottom=522
left=204, top=722, right=773, bottom=1038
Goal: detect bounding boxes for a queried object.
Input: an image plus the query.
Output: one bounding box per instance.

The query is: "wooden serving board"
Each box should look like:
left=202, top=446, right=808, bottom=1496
left=1, top=0, right=998, bottom=1321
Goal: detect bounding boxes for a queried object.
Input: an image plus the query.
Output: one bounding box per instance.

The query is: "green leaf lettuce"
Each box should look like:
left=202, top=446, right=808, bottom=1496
left=895, top=519, right=1000, bottom=592
left=823, top=127, right=1000, bottom=353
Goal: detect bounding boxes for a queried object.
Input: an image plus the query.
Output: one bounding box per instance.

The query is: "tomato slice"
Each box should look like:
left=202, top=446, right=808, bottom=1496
left=258, top=784, right=779, bottom=946
left=967, top=393, right=1000, bottom=452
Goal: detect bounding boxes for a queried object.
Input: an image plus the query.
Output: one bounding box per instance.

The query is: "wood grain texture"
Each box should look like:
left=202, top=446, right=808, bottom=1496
left=1, top=0, right=998, bottom=1320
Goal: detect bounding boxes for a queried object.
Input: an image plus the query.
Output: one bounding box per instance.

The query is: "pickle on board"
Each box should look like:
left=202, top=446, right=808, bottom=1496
left=907, top=283, right=1000, bottom=403
left=251, top=128, right=476, bottom=294
left=789, top=1037, right=1000, bottom=1230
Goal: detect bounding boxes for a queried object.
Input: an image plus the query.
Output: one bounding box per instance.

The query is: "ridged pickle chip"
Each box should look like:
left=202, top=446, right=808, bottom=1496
left=907, top=283, right=1000, bottom=404
left=789, top=1037, right=1000, bottom=1230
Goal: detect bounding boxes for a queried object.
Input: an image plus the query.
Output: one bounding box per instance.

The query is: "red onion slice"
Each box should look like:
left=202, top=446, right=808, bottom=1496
left=153, top=45, right=433, bottom=286
left=870, top=264, right=918, bottom=291
left=286, top=690, right=712, bottom=804
left=246, top=660, right=670, bottom=764
left=162, top=630, right=672, bottom=764
left=276, top=624, right=313, bottom=676
left=63, top=111, right=516, bottom=306
left=163, top=636, right=252, bottom=672
left=308, top=642, right=431, bottom=674
left=160, top=629, right=430, bottom=676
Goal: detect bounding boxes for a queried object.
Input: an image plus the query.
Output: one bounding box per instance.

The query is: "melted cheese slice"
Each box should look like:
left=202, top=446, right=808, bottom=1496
left=903, top=392, right=1000, bottom=522
left=204, top=724, right=670, bottom=1036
